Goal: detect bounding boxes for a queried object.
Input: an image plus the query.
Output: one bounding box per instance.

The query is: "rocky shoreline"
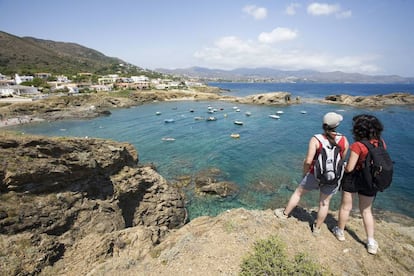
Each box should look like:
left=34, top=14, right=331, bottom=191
left=1, top=89, right=414, bottom=275
left=0, top=132, right=413, bottom=275
left=1, top=89, right=412, bottom=128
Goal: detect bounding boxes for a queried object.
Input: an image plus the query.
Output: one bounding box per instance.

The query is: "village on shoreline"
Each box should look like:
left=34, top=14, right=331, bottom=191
left=1, top=69, right=414, bottom=129
left=1, top=87, right=414, bottom=129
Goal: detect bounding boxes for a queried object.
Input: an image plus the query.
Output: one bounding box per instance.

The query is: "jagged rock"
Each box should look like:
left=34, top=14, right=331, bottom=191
left=197, top=181, right=239, bottom=197
left=113, top=166, right=187, bottom=231
left=195, top=176, right=239, bottom=197
left=236, top=92, right=294, bottom=105
left=0, top=133, right=187, bottom=275
left=323, top=92, right=414, bottom=107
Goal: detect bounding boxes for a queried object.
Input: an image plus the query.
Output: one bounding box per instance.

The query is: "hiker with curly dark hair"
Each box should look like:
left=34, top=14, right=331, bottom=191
left=332, top=114, right=385, bottom=255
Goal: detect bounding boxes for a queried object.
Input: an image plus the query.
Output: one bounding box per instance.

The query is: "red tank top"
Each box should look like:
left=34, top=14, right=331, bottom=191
left=350, top=139, right=386, bottom=170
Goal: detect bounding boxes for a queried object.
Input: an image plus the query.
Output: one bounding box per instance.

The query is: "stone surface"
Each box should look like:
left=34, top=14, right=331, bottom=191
left=323, top=92, right=414, bottom=107
left=0, top=133, right=187, bottom=275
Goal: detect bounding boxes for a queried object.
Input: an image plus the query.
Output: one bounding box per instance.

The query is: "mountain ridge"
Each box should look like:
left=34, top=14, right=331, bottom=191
left=157, top=66, right=414, bottom=84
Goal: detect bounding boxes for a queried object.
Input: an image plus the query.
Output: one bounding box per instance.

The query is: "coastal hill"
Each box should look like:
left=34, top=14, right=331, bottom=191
left=0, top=31, right=162, bottom=77
left=0, top=132, right=413, bottom=275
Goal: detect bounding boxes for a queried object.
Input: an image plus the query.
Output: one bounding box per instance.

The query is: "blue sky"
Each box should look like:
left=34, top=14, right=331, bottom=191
left=1, top=0, right=413, bottom=77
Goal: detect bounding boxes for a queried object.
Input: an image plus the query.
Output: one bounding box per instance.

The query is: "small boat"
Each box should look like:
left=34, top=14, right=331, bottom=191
left=206, top=116, right=217, bottom=121
left=164, top=118, right=175, bottom=123
left=161, top=137, right=176, bottom=141
left=235, top=108, right=241, bottom=112
left=194, top=116, right=205, bottom=120
left=156, top=111, right=161, bottom=115
left=269, top=115, right=280, bottom=119
left=245, top=111, right=251, bottom=116
left=189, top=109, right=194, bottom=113
left=300, top=110, right=307, bottom=114
left=234, top=120, right=244, bottom=125
left=230, top=133, right=240, bottom=138
left=276, top=110, right=284, bottom=115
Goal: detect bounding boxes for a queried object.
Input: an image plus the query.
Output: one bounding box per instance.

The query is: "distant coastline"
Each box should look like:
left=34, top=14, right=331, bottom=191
left=1, top=88, right=413, bottom=128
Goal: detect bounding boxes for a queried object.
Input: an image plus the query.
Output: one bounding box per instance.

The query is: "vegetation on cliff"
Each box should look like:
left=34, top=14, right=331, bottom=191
left=0, top=31, right=163, bottom=78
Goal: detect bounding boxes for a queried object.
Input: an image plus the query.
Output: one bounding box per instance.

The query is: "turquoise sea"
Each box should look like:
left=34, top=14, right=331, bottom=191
left=9, top=83, right=414, bottom=220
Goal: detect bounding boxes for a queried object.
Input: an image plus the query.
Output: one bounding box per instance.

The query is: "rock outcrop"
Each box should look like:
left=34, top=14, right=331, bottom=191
left=234, top=92, right=295, bottom=105
left=323, top=92, right=414, bottom=107
left=0, top=132, right=187, bottom=275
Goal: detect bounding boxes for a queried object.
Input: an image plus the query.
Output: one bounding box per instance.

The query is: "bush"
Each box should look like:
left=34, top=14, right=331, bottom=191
left=240, top=236, right=327, bottom=276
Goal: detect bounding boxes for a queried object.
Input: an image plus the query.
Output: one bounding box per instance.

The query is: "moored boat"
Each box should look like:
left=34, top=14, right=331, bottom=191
left=206, top=116, right=217, bottom=121
left=268, top=114, right=280, bottom=119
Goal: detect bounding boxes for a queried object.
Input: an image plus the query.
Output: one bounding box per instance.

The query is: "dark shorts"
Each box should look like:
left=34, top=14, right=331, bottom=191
left=341, top=171, right=377, bottom=197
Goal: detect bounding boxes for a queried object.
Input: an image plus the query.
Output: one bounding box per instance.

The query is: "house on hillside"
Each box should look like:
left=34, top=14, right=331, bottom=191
left=0, top=85, right=40, bottom=97
left=35, top=73, right=51, bottom=79
left=98, top=75, right=119, bottom=85
left=90, top=84, right=112, bottom=92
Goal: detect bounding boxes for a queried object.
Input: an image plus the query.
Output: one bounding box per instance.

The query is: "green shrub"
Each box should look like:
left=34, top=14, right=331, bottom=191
left=240, top=236, right=327, bottom=276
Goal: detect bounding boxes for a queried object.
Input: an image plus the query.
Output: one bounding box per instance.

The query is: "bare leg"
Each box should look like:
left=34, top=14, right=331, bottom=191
left=314, top=192, right=333, bottom=228
left=338, top=191, right=354, bottom=230
left=359, top=194, right=375, bottom=240
left=284, top=186, right=309, bottom=215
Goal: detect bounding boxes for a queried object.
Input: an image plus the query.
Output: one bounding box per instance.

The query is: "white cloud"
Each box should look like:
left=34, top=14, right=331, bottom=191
left=194, top=35, right=380, bottom=74
left=307, top=3, right=340, bottom=16
left=243, top=5, right=267, bottom=20
left=285, top=3, right=301, bottom=15
left=258, top=27, right=298, bottom=44
left=307, top=2, right=352, bottom=18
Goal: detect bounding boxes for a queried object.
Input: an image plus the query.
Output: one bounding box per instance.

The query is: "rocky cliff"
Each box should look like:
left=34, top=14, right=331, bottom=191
left=0, top=132, right=187, bottom=275
left=1, top=133, right=413, bottom=276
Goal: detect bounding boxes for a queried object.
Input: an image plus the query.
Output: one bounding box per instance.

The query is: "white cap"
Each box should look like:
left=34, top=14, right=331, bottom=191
left=323, top=112, right=343, bottom=128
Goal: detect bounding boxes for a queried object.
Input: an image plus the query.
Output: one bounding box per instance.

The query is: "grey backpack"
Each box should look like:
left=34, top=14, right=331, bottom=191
left=314, top=134, right=345, bottom=186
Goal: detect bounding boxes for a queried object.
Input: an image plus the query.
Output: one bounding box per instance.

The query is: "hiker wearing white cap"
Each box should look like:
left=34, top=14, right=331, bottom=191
left=274, top=112, right=349, bottom=236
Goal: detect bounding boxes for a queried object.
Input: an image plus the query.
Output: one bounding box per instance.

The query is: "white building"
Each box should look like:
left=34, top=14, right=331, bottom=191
left=131, top=75, right=149, bottom=82
left=0, top=85, right=39, bottom=97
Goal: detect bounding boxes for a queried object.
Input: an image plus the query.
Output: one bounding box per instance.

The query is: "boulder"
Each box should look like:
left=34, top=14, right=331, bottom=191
left=0, top=133, right=187, bottom=275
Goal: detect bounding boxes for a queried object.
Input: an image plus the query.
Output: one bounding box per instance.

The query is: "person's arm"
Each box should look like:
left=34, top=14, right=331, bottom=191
left=345, top=150, right=359, bottom=173
left=303, top=136, right=318, bottom=176
left=343, top=137, right=349, bottom=159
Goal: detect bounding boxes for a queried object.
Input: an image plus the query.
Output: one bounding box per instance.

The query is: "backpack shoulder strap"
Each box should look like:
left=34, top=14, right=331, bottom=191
left=334, top=133, right=343, bottom=144
left=360, top=139, right=377, bottom=150
left=314, top=134, right=329, bottom=147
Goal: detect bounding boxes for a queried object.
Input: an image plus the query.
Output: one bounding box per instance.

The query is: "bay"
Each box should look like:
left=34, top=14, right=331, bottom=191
left=10, top=83, right=414, bottom=219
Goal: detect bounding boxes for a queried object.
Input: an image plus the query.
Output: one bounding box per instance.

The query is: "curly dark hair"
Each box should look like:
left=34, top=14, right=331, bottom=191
left=352, top=114, right=384, bottom=141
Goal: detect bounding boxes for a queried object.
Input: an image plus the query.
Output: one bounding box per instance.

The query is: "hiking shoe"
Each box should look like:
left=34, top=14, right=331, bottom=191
left=312, top=223, right=321, bottom=236
left=367, top=240, right=378, bottom=255
left=332, top=226, right=345, bottom=241
left=274, top=208, right=288, bottom=219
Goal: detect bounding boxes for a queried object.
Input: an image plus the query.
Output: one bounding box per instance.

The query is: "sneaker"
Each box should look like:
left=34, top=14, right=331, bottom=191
left=312, top=223, right=321, bottom=236
left=274, top=208, right=288, bottom=219
left=332, top=226, right=345, bottom=241
left=367, top=240, right=378, bottom=255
